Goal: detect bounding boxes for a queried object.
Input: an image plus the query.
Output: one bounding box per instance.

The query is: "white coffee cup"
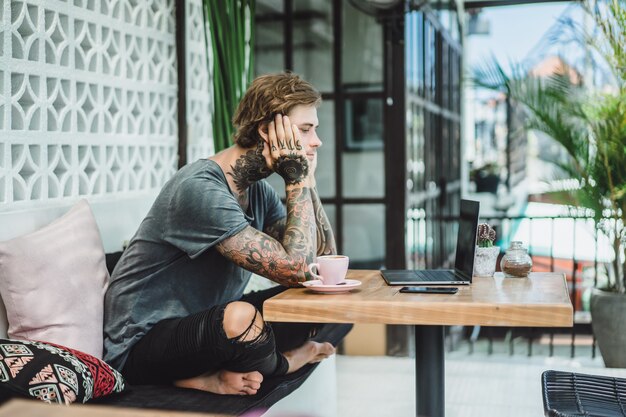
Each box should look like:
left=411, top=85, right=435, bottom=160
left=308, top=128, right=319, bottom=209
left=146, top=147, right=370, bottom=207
left=307, top=255, right=349, bottom=285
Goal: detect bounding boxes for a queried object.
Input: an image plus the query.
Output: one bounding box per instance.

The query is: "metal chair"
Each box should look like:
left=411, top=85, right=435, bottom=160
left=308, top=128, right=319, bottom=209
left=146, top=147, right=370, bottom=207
left=542, top=370, right=626, bottom=416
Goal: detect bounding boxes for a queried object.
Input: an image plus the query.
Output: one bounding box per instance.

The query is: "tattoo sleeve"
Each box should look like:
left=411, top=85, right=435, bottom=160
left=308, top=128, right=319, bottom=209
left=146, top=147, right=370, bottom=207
left=264, top=187, right=336, bottom=255
left=311, top=187, right=337, bottom=255
left=265, top=218, right=286, bottom=241
left=216, top=186, right=316, bottom=286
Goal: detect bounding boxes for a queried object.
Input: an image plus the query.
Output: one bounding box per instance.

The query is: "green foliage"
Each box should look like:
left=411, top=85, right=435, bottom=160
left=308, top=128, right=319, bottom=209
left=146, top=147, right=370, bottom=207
left=203, top=0, right=255, bottom=152
left=583, top=0, right=626, bottom=90
left=471, top=0, right=626, bottom=292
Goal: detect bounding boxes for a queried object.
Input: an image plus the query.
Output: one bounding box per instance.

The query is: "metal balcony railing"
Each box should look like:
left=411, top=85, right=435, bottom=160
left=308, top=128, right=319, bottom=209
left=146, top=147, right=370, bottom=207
left=407, top=210, right=613, bottom=358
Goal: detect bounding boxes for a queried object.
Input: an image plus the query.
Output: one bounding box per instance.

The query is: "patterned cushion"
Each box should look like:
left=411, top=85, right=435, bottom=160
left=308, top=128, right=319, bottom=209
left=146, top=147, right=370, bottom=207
left=0, top=339, right=125, bottom=404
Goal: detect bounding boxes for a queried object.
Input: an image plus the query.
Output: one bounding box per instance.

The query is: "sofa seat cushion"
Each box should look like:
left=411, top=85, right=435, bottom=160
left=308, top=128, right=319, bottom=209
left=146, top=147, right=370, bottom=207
left=0, top=338, right=126, bottom=405
left=93, top=323, right=352, bottom=415
left=0, top=200, right=109, bottom=358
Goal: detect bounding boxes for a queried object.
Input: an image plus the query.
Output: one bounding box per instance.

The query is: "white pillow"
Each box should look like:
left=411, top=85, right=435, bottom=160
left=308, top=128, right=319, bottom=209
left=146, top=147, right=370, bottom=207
left=0, top=200, right=108, bottom=358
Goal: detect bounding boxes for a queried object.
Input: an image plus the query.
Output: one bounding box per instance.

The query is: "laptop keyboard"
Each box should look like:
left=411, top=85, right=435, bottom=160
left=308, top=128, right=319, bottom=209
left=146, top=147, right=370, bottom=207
left=414, top=270, right=455, bottom=281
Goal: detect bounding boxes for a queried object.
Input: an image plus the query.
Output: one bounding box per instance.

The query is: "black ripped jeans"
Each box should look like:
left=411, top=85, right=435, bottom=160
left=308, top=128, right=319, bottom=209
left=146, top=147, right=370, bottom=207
left=121, top=286, right=322, bottom=385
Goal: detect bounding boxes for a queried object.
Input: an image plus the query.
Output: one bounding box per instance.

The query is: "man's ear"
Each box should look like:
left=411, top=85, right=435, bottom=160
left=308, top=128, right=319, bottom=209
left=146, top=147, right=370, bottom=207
left=257, top=122, right=270, bottom=143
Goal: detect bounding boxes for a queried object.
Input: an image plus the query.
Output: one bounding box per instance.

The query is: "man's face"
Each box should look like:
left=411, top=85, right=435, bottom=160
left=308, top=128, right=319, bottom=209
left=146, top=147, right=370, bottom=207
left=286, top=104, right=322, bottom=162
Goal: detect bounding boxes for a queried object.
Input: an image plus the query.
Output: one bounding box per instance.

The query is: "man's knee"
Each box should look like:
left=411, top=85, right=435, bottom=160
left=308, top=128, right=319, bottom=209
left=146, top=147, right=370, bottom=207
left=223, top=301, right=264, bottom=341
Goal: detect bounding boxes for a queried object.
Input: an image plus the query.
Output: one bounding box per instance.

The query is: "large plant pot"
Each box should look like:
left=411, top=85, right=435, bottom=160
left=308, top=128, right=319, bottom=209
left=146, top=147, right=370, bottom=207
left=590, top=288, right=626, bottom=368
left=475, top=173, right=499, bottom=194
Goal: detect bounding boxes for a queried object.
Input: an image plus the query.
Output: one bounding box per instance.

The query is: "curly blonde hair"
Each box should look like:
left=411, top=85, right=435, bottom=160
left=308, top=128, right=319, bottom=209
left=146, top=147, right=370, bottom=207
left=232, top=73, right=321, bottom=148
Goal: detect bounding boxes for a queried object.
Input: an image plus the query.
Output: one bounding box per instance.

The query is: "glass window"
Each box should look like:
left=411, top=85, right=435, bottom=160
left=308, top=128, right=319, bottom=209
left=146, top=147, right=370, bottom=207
left=406, top=14, right=414, bottom=91
left=342, top=1, right=383, bottom=91
left=442, top=43, right=450, bottom=110
left=293, top=0, right=333, bottom=92
left=343, top=204, right=385, bottom=269
left=324, top=204, right=336, bottom=235
left=342, top=148, right=384, bottom=199
left=438, top=10, right=451, bottom=33
left=426, top=21, right=437, bottom=103
left=405, top=12, right=424, bottom=95
left=451, top=120, right=460, bottom=180
left=344, top=97, right=383, bottom=151
left=316, top=100, right=336, bottom=198
left=342, top=95, right=384, bottom=198
left=407, top=103, right=425, bottom=193
left=407, top=206, right=427, bottom=270
left=424, top=18, right=432, bottom=102
left=255, top=1, right=285, bottom=74
left=450, top=9, right=460, bottom=42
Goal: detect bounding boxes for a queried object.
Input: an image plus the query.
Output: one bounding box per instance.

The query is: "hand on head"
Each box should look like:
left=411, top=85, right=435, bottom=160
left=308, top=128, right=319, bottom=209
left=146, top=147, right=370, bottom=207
left=261, top=114, right=311, bottom=186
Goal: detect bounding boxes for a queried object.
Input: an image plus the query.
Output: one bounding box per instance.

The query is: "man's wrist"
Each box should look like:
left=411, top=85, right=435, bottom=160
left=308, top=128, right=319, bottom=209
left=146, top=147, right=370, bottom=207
left=285, top=178, right=313, bottom=190
left=285, top=182, right=309, bottom=192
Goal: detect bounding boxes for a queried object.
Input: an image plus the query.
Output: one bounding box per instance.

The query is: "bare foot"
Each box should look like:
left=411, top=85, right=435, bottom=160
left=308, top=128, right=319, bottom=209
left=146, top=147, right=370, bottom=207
left=174, top=370, right=263, bottom=395
left=283, top=341, right=335, bottom=374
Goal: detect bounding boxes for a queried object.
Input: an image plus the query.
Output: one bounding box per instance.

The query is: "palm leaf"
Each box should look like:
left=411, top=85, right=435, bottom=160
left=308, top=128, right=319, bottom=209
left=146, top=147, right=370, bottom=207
left=471, top=58, right=510, bottom=92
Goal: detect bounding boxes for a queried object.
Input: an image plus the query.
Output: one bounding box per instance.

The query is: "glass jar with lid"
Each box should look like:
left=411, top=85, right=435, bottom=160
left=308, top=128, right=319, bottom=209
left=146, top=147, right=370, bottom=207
left=500, top=241, right=532, bottom=278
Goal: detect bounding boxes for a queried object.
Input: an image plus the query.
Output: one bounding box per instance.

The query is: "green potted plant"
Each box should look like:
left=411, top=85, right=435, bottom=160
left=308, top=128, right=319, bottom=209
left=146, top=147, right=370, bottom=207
left=471, top=163, right=500, bottom=194
left=474, top=223, right=500, bottom=277
left=473, top=0, right=626, bottom=366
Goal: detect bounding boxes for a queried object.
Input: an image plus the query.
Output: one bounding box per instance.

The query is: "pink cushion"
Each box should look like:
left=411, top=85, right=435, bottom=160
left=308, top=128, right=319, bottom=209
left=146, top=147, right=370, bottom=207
left=0, top=200, right=108, bottom=359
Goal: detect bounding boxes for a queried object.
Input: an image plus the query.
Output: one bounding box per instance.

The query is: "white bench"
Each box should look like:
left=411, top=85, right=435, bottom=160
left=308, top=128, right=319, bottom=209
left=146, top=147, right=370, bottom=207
left=0, top=197, right=337, bottom=416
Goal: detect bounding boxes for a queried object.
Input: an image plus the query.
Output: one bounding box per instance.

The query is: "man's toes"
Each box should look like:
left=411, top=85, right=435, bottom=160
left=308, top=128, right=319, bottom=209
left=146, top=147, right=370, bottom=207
left=307, top=342, right=335, bottom=364
left=321, top=342, right=335, bottom=355
left=245, top=371, right=263, bottom=383
left=313, top=352, right=332, bottom=361
left=241, top=386, right=258, bottom=395
left=247, top=380, right=261, bottom=390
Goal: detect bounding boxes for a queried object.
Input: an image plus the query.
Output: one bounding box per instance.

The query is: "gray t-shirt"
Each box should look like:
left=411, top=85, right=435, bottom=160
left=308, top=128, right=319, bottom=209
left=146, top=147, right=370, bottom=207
left=103, top=159, right=286, bottom=370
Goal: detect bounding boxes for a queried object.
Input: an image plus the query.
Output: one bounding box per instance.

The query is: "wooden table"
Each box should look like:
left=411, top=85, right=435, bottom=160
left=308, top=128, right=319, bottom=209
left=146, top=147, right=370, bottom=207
left=263, top=270, right=573, bottom=417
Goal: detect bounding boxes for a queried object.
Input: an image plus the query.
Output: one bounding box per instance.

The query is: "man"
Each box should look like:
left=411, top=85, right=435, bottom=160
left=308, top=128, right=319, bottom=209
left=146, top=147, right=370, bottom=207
left=104, top=73, right=347, bottom=396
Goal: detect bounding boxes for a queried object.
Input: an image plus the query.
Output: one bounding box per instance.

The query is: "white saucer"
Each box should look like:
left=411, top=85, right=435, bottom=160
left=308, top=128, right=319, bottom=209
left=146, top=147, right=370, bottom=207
left=302, top=279, right=362, bottom=294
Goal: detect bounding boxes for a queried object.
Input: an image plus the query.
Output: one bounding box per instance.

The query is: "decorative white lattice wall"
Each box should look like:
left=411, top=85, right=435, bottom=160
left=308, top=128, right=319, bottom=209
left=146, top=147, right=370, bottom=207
left=186, top=0, right=213, bottom=162
left=0, top=0, right=215, bottom=211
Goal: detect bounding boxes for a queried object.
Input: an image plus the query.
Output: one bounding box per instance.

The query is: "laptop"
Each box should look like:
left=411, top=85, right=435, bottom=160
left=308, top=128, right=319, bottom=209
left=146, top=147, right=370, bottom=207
left=381, top=199, right=480, bottom=285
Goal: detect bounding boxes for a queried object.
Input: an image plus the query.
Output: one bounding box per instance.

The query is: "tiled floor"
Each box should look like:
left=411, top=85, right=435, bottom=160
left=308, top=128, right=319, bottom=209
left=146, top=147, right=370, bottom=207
left=336, top=340, right=626, bottom=417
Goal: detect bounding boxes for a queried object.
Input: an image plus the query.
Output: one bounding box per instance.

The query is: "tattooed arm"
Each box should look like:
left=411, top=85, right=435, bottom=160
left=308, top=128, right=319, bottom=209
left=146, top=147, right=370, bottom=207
left=310, top=186, right=337, bottom=255
left=264, top=217, right=286, bottom=241
left=304, top=146, right=336, bottom=255
left=216, top=114, right=317, bottom=286
left=217, top=185, right=316, bottom=286
left=264, top=157, right=336, bottom=255
left=266, top=189, right=336, bottom=255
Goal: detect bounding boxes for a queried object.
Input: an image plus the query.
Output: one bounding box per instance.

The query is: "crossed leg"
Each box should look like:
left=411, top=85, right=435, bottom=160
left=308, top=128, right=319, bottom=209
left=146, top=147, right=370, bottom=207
left=174, top=301, right=334, bottom=395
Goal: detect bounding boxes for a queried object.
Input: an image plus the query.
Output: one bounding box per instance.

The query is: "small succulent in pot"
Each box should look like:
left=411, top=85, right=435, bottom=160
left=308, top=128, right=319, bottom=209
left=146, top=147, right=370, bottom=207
left=474, top=223, right=499, bottom=277
left=477, top=223, right=496, bottom=247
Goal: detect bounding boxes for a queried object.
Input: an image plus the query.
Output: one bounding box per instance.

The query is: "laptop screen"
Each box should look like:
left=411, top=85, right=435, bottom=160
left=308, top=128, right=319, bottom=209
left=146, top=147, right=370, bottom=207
left=454, top=199, right=480, bottom=279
